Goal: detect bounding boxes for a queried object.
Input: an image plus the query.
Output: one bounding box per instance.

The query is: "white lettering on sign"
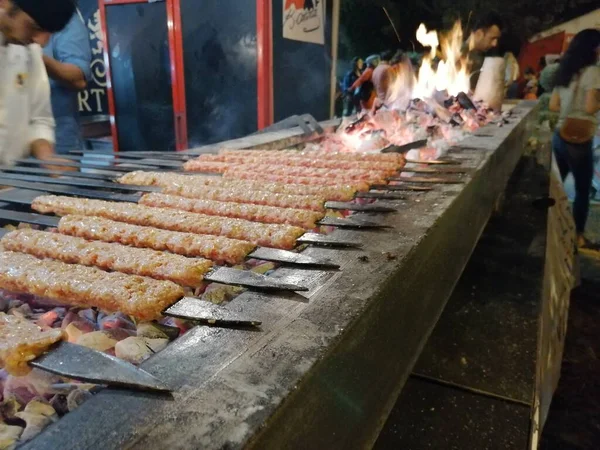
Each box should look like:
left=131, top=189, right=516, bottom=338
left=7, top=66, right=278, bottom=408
left=78, top=9, right=107, bottom=114
left=283, top=0, right=325, bottom=45
left=78, top=90, right=92, bottom=112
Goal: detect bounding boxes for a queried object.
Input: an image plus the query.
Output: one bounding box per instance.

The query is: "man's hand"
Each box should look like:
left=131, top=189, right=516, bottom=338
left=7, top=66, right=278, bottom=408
left=43, top=55, right=87, bottom=91
left=30, top=139, right=76, bottom=172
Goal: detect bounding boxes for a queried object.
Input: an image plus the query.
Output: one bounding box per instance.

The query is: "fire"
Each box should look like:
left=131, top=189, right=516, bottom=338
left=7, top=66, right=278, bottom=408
left=387, top=21, right=471, bottom=104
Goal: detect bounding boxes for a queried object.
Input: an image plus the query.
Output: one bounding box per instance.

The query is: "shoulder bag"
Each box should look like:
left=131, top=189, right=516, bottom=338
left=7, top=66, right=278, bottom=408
left=559, top=75, right=596, bottom=144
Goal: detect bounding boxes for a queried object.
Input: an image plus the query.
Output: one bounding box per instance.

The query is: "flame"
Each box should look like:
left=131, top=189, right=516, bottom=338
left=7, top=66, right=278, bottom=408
left=414, top=21, right=470, bottom=99
left=387, top=21, right=470, bottom=105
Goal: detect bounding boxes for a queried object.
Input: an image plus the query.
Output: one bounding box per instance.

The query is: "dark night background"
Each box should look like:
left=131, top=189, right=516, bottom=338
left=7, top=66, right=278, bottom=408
left=338, top=0, right=598, bottom=61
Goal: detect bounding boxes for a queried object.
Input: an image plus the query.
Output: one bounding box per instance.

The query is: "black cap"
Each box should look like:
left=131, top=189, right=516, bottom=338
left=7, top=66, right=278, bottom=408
left=13, top=0, right=76, bottom=33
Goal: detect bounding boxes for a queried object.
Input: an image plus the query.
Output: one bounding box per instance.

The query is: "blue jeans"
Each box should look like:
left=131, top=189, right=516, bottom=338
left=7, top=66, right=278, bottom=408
left=552, top=131, right=594, bottom=233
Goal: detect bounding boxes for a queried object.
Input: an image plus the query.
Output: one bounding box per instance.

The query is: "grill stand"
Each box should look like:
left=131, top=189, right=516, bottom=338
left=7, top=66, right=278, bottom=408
left=16, top=103, right=542, bottom=450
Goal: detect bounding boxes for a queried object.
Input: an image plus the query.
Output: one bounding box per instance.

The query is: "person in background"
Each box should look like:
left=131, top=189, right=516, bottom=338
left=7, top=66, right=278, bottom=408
left=503, top=52, right=520, bottom=99
left=0, top=0, right=75, bottom=166
left=539, top=57, right=560, bottom=95
left=537, top=56, right=548, bottom=96
left=342, top=57, right=363, bottom=116
left=372, top=50, right=412, bottom=109
left=378, top=49, right=393, bottom=67
left=523, top=67, right=538, bottom=100
left=43, top=9, right=91, bottom=154
left=349, top=54, right=380, bottom=111
left=549, top=29, right=600, bottom=250
left=464, top=12, right=504, bottom=91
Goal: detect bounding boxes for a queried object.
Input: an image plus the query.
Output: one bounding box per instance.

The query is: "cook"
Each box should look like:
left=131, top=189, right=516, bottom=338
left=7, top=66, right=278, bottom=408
left=0, top=0, right=75, bottom=166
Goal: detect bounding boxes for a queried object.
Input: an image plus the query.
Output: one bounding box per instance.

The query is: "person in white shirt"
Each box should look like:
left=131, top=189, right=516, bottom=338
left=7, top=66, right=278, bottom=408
left=0, top=0, right=75, bottom=165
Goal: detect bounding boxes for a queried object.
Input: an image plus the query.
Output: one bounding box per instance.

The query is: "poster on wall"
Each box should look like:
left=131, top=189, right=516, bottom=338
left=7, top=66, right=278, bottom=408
left=283, top=0, right=325, bottom=45
left=77, top=0, right=108, bottom=116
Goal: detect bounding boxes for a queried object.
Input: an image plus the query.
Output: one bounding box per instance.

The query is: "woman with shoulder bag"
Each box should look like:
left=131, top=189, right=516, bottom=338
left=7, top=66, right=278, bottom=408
left=549, top=29, right=600, bottom=250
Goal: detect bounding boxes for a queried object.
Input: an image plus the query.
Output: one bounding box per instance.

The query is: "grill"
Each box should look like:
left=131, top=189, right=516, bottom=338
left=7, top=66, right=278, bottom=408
left=0, top=101, right=537, bottom=449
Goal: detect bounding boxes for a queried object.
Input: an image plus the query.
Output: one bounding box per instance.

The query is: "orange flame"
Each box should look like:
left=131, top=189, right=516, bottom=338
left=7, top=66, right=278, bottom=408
left=386, top=21, right=470, bottom=106
left=413, top=21, right=470, bottom=98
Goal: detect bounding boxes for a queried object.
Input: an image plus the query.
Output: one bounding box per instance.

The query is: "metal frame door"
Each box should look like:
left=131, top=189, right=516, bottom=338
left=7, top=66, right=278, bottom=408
left=98, top=0, right=188, bottom=151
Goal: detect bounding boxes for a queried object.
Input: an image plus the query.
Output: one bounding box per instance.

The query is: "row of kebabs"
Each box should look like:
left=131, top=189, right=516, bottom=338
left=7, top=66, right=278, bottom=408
left=0, top=149, right=406, bottom=375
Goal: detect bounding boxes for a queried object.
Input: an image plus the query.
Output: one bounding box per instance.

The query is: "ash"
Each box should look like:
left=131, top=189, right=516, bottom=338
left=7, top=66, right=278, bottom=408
left=312, top=93, right=501, bottom=160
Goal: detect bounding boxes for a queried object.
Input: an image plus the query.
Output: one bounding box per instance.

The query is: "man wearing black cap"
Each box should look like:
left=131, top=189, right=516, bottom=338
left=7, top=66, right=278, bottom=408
left=0, top=0, right=75, bottom=165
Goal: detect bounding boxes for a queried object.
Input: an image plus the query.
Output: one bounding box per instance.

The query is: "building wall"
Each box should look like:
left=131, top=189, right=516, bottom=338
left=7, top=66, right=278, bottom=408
left=529, top=8, right=600, bottom=43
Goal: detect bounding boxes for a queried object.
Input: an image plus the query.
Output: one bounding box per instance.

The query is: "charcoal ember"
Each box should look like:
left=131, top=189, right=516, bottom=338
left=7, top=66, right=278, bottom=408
left=2, top=370, right=61, bottom=406
left=48, top=383, right=95, bottom=395
left=64, top=323, right=85, bottom=343
left=102, top=328, right=135, bottom=342
left=115, top=337, right=169, bottom=365
left=98, top=312, right=136, bottom=331
left=0, top=396, right=20, bottom=421
left=159, top=317, right=192, bottom=335
left=136, top=323, right=179, bottom=340
left=457, top=92, right=476, bottom=110
left=35, top=308, right=66, bottom=328
left=62, top=311, right=96, bottom=334
left=49, top=394, right=68, bottom=416
left=7, top=303, right=31, bottom=319
left=15, top=399, right=57, bottom=442
left=444, top=96, right=456, bottom=108
left=66, top=389, right=93, bottom=412
left=0, top=422, right=23, bottom=449
left=78, top=308, right=97, bottom=324
left=75, top=331, right=118, bottom=352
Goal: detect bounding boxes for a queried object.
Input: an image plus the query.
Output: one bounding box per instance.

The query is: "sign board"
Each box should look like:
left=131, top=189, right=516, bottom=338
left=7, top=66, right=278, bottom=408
left=77, top=0, right=108, bottom=116
left=283, top=0, right=325, bottom=45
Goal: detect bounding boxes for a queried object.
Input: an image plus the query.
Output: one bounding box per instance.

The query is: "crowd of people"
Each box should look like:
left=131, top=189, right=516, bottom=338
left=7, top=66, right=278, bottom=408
left=340, top=21, right=600, bottom=251
left=340, top=13, right=505, bottom=116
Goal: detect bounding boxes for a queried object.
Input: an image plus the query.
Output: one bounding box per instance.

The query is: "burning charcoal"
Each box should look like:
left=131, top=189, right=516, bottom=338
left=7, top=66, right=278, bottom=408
left=35, top=308, right=64, bottom=328
left=443, top=97, right=456, bottom=109
left=64, top=323, right=85, bottom=343
left=137, top=323, right=179, bottom=341
left=250, top=262, right=276, bottom=275
left=7, top=300, right=23, bottom=311
left=0, top=422, right=23, bottom=449
left=99, top=312, right=136, bottom=331
left=78, top=309, right=97, bottom=324
left=3, top=370, right=61, bottom=406
left=15, top=399, right=57, bottom=442
left=75, top=331, right=118, bottom=352
left=0, top=396, right=20, bottom=421
left=115, top=337, right=169, bottom=365
left=49, top=395, right=68, bottom=416
left=0, top=297, right=9, bottom=313
left=457, top=92, right=476, bottom=110
left=7, top=303, right=32, bottom=319
left=62, top=311, right=96, bottom=334
left=202, top=283, right=243, bottom=305
left=103, top=328, right=135, bottom=342
left=66, top=389, right=93, bottom=412
left=48, top=383, right=95, bottom=396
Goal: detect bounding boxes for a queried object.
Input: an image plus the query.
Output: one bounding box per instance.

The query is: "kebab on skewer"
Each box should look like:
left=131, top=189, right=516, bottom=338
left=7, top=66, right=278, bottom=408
left=184, top=161, right=391, bottom=184
left=57, top=215, right=255, bottom=265
left=118, top=171, right=362, bottom=202
left=192, top=153, right=401, bottom=172
left=139, top=193, right=324, bottom=229
left=0, top=312, right=64, bottom=376
left=2, top=229, right=214, bottom=287
left=0, top=252, right=185, bottom=322
left=31, top=196, right=306, bottom=250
